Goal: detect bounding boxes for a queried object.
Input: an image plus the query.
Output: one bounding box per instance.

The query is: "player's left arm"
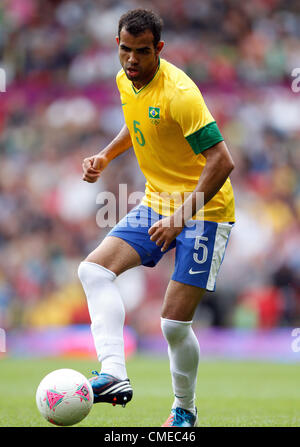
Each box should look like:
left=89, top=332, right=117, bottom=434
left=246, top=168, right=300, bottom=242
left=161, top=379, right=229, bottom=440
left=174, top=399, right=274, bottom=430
left=189, top=140, right=235, bottom=210
left=148, top=140, right=234, bottom=252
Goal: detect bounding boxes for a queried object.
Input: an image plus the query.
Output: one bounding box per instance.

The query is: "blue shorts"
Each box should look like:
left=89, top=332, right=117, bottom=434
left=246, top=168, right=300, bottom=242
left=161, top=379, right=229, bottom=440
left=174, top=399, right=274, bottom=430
left=107, top=205, right=233, bottom=291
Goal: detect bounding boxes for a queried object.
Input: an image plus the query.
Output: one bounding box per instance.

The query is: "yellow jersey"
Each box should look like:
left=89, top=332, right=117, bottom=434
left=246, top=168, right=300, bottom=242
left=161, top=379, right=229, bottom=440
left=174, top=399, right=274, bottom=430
left=116, top=58, right=235, bottom=222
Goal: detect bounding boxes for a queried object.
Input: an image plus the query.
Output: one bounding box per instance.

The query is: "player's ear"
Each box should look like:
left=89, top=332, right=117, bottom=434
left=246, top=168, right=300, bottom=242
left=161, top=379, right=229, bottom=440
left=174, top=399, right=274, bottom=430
left=116, top=36, right=120, bottom=45
left=156, top=41, right=164, bottom=55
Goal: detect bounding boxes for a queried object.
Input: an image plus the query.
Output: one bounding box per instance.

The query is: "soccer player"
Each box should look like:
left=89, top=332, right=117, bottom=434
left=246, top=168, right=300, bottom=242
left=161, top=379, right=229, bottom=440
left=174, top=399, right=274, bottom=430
left=78, top=9, right=235, bottom=427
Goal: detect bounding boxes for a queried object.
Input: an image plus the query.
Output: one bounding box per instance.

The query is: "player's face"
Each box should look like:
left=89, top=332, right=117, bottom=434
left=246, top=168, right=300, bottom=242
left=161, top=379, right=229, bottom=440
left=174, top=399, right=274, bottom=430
left=117, top=28, right=164, bottom=89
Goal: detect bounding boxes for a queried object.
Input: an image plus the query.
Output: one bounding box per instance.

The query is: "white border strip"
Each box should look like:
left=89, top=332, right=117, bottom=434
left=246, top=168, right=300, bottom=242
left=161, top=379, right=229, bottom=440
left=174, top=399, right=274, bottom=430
left=206, top=223, right=232, bottom=291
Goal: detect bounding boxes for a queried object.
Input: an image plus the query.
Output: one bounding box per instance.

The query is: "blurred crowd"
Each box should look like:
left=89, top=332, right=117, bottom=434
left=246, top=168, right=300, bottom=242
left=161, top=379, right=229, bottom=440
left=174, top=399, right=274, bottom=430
left=0, top=0, right=299, bottom=335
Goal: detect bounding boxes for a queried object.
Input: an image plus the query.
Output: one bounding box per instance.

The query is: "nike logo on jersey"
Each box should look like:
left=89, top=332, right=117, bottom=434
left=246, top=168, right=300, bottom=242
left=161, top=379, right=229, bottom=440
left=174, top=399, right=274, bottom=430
left=188, top=268, right=207, bottom=275
left=121, top=103, right=127, bottom=106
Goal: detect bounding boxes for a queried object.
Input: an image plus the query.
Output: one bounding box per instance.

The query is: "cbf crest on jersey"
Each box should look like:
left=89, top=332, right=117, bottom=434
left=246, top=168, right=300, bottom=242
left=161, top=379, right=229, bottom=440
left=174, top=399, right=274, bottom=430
left=149, top=106, right=160, bottom=125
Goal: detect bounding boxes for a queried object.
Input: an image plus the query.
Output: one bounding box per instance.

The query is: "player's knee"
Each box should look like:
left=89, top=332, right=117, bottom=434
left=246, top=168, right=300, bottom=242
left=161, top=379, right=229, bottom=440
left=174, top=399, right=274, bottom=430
left=161, top=317, right=192, bottom=345
left=78, top=261, right=115, bottom=290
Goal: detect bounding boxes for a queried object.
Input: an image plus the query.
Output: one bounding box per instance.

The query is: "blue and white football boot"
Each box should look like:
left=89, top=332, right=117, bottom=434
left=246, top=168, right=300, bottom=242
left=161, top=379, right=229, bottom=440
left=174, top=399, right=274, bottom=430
left=162, top=407, right=198, bottom=427
left=89, top=371, right=133, bottom=407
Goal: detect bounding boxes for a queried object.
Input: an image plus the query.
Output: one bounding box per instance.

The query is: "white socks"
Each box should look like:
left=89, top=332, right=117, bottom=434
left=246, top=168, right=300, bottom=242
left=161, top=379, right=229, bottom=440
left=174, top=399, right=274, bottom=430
left=78, top=261, right=127, bottom=380
left=161, top=317, right=200, bottom=414
left=78, top=260, right=199, bottom=412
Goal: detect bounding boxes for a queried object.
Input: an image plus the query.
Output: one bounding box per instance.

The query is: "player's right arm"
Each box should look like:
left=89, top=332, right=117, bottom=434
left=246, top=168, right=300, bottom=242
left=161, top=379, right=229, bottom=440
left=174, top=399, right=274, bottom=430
left=82, top=124, right=132, bottom=183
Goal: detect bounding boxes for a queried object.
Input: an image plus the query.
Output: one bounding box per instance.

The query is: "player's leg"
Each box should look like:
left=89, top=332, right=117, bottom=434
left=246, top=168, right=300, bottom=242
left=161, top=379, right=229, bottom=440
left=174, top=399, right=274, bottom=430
left=161, top=281, right=204, bottom=427
left=161, top=220, right=233, bottom=426
left=78, top=235, right=141, bottom=406
left=84, top=235, right=142, bottom=276
left=78, top=204, right=170, bottom=407
left=161, top=280, right=205, bottom=321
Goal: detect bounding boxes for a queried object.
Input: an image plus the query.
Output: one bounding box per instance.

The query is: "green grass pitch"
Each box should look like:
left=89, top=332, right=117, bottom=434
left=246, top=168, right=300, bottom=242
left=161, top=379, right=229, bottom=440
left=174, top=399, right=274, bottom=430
left=0, top=355, right=300, bottom=427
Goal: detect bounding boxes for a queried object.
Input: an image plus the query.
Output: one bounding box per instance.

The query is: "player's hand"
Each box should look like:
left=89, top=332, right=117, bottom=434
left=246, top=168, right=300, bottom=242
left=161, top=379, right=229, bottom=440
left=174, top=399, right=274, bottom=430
left=82, top=154, right=109, bottom=183
left=148, top=216, right=184, bottom=253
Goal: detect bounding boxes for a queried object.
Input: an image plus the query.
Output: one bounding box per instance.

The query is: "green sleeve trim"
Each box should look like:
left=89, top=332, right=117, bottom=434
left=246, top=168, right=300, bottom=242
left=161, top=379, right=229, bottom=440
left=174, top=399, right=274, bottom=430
left=185, top=121, right=224, bottom=154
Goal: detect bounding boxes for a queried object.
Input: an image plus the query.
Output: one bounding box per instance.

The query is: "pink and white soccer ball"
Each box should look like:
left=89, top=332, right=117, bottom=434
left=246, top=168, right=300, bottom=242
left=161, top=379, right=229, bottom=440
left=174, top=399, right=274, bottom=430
left=36, top=368, right=93, bottom=426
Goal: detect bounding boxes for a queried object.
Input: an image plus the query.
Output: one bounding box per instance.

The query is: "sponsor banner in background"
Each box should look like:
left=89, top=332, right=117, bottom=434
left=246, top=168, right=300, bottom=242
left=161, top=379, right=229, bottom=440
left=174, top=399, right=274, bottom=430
left=3, top=326, right=300, bottom=361
left=140, top=328, right=300, bottom=362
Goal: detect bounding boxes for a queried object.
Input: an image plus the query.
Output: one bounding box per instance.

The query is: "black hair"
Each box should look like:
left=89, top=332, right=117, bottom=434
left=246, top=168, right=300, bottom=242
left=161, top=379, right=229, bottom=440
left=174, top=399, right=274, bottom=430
left=118, top=9, right=163, bottom=48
